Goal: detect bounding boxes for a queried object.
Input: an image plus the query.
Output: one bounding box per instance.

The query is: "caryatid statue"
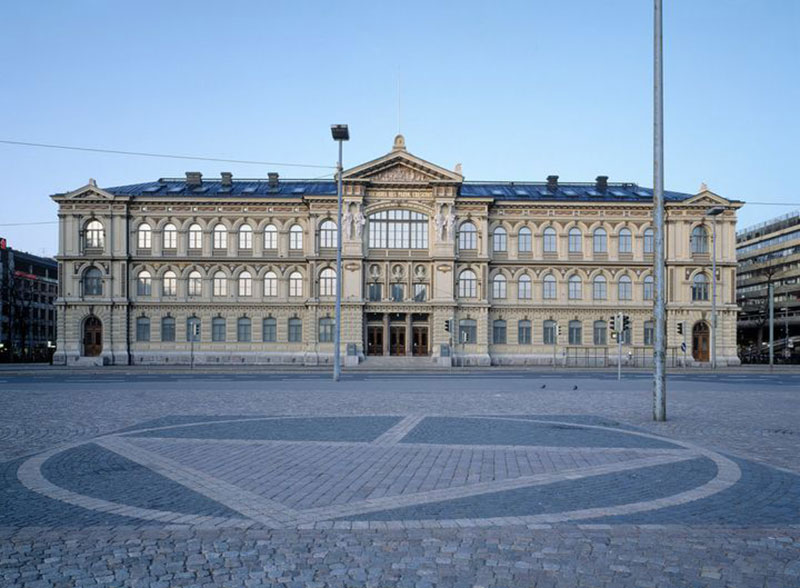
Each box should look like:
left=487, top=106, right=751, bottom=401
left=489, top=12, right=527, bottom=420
left=354, top=207, right=366, bottom=239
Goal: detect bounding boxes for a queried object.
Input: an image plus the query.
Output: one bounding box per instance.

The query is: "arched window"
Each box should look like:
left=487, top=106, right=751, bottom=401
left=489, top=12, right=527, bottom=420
left=618, top=275, right=632, bottom=300
left=83, top=267, right=102, bottom=296
left=264, top=271, right=278, bottom=297
left=543, top=320, right=556, bottom=344
left=568, top=228, right=582, bottom=253
left=238, top=224, right=253, bottom=250
left=162, top=223, right=177, bottom=249
left=692, top=273, right=709, bottom=301
left=213, top=224, right=227, bottom=250
left=320, top=268, right=336, bottom=296
left=518, top=274, right=531, bottom=299
left=288, top=317, right=302, bottom=342
left=643, top=276, right=654, bottom=300
left=263, top=224, right=278, bottom=250
left=188, top=224, right=203, bottom=250
left=188, top=270, right=202, bottom=297
left=161, top=316, right=176, bottom=342
left=212, top=317, right=226, bottom=342
left=213, top=271, right=227, bottom=297
left=492, top=227, right=507, bottom=253
left=137, top=224, right=152, bottom=249
left=289, top=271, right=303, bottom=297
left=592, top=228, right=607, bottom=253
left=163, top=271, right=177, bottom=296
left=593, top=320, right=607, bottom=345
left=568, top=275, right=582, bottom=300
left=492, top=274, right=507, bottom=299
left=368, top=210, right=428, bottom=249
left=238, top=271, right=252, bottom=296
left=262, top=317, right=277, bottom=342
left=458, top=270, right=477, bottom=298
left=237, top=317, right=252, bottom=342
left=518, top=320, right=532, bottom=344
left=568, top=320, right=582, bottom=345
left=319, top=317, right=334, bottom=343
left=492, top=319, right=507, bottom=344
left=319, top=220, right=337, bottom=248
left=543, top=274, right=557, bottom=299
left=618, top=228, right=632, bottom=254
left=136, top=317, right=150, bottom=342
left=458, top=222, right=477, bottom=250
left=543, top=227, right=557, bottom=253
left=85, top=220, right=104, bottom=249
left=136, top=270, right=152, bottom=296
left=518, top=227, right=532, bottom=253
left=691, top=226, right=709, bottom=254
left=459, top=319, right=477, bottom=344
left=289, top=224, right=303, bottom=250
left=593, top=275, right=607, bottom=300
left=643, top=228, right=655, bottom=254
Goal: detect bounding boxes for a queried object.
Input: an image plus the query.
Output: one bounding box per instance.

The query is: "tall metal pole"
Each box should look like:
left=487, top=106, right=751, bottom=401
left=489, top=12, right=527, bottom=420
left=617, top=312, right=622, bottom=381
left=711, top=215, right=717, bottom=369
left=652, top=0, right=667, bottom=421
left=333, top=139, right=343, bottom=381
left=768, top=282, right=774, bottom=371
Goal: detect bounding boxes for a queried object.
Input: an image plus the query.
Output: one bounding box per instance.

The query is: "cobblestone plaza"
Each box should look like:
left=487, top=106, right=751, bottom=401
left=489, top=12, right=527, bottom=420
left=1, top=369, right=798, bottom=587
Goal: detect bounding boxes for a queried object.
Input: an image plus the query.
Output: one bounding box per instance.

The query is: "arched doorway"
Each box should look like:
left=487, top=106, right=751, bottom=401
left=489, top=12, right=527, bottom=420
left=692, top=321, right=710, bottom=362
left=83, top=316, right=102, bottom=357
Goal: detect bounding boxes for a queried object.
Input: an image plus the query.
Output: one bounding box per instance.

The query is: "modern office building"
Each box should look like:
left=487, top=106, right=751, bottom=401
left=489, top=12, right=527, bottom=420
left=736, top=210, right=800, bottom=362
left=0, top=238, right=58, bottom=361
left=51, top=136, right=741, bottom=366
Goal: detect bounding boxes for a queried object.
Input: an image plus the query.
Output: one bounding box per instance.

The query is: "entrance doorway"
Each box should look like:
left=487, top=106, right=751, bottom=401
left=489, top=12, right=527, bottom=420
left=367, top=326, right=383, bottom=356
left=83, top=316, right=102, bottom=357
left=412, top=326, right=428, bottom=356
left=389, top=326, right=406, bottom=356
left=692, top=321, right=710, bottom=362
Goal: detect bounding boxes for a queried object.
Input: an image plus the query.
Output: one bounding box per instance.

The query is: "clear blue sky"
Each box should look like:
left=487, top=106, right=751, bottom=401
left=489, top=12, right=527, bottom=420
left=1, top=0, right=797, bottom=257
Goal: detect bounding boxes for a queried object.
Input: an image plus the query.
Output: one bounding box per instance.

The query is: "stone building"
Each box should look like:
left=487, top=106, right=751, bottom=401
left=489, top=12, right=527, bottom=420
left=52, top=136, right=741, bottom=366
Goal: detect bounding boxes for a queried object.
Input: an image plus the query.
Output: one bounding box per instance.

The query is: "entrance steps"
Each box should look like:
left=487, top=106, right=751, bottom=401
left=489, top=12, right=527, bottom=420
left=355, top=356, right=443, bottom=369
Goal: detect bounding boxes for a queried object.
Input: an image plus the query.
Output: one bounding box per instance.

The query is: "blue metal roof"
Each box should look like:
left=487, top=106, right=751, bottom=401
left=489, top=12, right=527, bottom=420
left=103, top=179, right=693, bottom=202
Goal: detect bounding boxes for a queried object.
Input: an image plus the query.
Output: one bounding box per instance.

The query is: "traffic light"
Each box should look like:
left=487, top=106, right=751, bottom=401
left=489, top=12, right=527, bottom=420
left=622, top=315, right=631, bottom=331
left=609, top=316, right=617, bottom=332
left=445, top=319, right=451, bottom=333
left=611, top=332, right=618, bottom=340
left=677, top=321, right=683, bottom=335
left=556, top=324, right=562, bottom=337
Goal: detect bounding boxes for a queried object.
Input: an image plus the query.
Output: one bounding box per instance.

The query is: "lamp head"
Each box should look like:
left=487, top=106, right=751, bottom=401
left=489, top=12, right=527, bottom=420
left=330, top=124, right=349, bottom=141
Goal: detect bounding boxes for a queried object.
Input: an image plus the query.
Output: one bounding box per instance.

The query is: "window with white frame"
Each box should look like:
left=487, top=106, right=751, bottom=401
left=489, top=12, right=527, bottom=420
left=518, top=227, right=532, bottom=253
left=543, top=227, right=557, bottom=253
left=213, top=224, right=227, bottom=250
left=458, top=270, right=477, bottom=298
left=459, top=222, right=477, bottom=250
left=238, top=271, right=252, bottom=296
left=213, top=271, right=227, bottom=297
left=643, top=228, right=654, bottom=254
left=264, top=271, right=277, bottom=297
left=618, top=228, right=632, bottom=254
left=137, top=224, right=152, bottom=249
left=568, top=228, right=582, bottom=253
left=643, top=276, right=654, bottom=300
left=263, top=224, right=278, bottom=250
left=162, top=271, right=177, bottom=296
left=568, top=275, right=582, bottom=299
left=320, top=268, right=336, bottom=296
left=492, top=274, right=507, bottom=299
left=367, top=210, right=428, bottom=249
left=618, top=275, right=632, bottom=300
left=543, top=274, right=557, bottom=299
left=593, top=275, right=607, bottom=300
left=136, top=270, right=152, bottom=296
left=492, top=227, right=507, bottom=253
left=163, top=224, right=177, bottom=249
left=188, top=271, right=202, bottom=296
left=518, top=274, right=531, bottom=299
left=85, top=220, right=104, bottom=249
left=188, top=224, right=203, bottom=250
left=592, top=228, right=607, bottom=253
left=289, top=271, right=303, bottom=297
left=319, top=220, right=337, bottom=248
left=238, top=225, right=253, bottom=250
left=692, top=273, right=709, bottom=301
left=289, top=225, right=303, bottom=250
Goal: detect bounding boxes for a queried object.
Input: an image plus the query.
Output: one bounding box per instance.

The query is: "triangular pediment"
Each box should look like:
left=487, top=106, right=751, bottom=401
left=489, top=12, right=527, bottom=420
left=343, top=136, right=463, bottom=184
left=682, top=189, right=732, bottom=207
left=60, top=180, right=116, bottom=201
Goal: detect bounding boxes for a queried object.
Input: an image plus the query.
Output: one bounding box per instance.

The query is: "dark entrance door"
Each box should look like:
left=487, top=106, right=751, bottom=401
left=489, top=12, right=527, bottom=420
left=692, top=322, right=710, bottom=362
left=389, top=326, right=406, bottom=356
left=367, top=326, right=384, bottom=356
left=83, top=316, right=102, bottom=357
left=412, top=326, right=429, bottom=356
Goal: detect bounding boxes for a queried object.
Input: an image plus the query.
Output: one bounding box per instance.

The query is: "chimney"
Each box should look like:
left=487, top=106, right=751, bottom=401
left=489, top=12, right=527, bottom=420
left=595, top=175, right=608, bottom=192
left=546, top=175, right=559, bottom=191
left=185, top=171, right=202, bottom=187
left=221, top=172, right=233, bottom=187
left=268, top=172, right=279, bottom=189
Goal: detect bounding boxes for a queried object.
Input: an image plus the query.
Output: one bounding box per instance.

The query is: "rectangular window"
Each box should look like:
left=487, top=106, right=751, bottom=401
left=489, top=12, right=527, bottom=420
left=319, top=318, right=334, bottom=343
left=212, top=318, right=226, bottom=342
left=288, top=318, right=302, bottom=343
left=518, top=320, right=531, bottom=345
left=391, top=284, right=404, bottom=302
left=644, top=321, right=655, bottom=346
left=237, top=319, right=251, bottom=342
left=161, top=317, right=175, bottom=342
left=543, top=321, right=555, bottom=345
left=644, top=231, right=654, bottom=254
left=518, top=231, right=532, bottom=253
left=414, top=283, right=427, bottom=302
left=568, top=321, right=582, bottom=345
left=493, top=320, right=507, bottom=344
left=262, top=318, right=277, bottom=343
left=543, top=231, right=557, bottom=253
left=368, top=283, right=382, bottom=302
left=186, top=318, right=201, bottom=342
left=619, top=232, right=632, bottom=253
left=593, top=322, right=607, bottom=345
left=136, top=318, right=150, bottom=342
left=459, top=320, right=477, bottom=344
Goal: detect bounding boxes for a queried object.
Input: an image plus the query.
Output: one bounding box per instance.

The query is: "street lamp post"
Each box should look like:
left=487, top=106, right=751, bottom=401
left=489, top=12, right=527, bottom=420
left=331, top=124, right=349, bottom=381
left=706, top=205, right=725, bottom=369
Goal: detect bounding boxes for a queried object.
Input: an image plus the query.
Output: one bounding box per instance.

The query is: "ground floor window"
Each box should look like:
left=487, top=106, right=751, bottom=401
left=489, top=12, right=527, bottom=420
left=136, top=317, right=150, bottom=342
left=543, top=320, right=556, bottom=345
left=237, top=318, right=252, bottom=342
left=263, top=318, right=277, bottom=342
left=569, top=320, right=582, bottom=345
left=643, top=320, right=655, bottom=346
left=319, top=318, right=334, bottom=343
left=518, top=320, right=531, bottom=344
left=161, top=317, right=175, bottom=342
left=459, top=319, right=477, bottom=344
left=212, top=317, right=226, bottom=342
left=493, top=320, right=507, bottom=344
left=186, top=318, right=201, bottom=342
left=593, top=320, right=607, bottom=345
left=288, top=318, right=302, bottom=342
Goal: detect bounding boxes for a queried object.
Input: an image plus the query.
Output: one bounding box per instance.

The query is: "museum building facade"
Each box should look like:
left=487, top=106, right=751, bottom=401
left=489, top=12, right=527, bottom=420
left=52, top=136, right=741, bottom=366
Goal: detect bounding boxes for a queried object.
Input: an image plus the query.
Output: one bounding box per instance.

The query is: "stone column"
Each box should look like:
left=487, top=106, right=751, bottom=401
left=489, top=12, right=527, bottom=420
left=406, top=313, right=413, bottom=356
left=383, top=313, right=390, bottom=356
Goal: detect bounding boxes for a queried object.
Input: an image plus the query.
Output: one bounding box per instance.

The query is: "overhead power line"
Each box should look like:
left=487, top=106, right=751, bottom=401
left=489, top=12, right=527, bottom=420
left=0, top=139, right=336, bottom=169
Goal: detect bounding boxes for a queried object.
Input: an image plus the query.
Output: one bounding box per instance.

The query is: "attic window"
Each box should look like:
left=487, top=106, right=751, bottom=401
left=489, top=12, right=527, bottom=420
left=491, top=189, right=504, bottom=196
left=168, top=186, right=183, bottom=193
left=635, top=190, right=651, bottom=197
left=193, top=187, right=209, bottom=193
left=514, top=189, right=528, bottom=196
left=563, top=189, right=577, bottom=196
left=611, top=189, right=627, bottom=197
left=586, top=189, right=601, bottom=196
left=143, top=186, right=161, bottom=193
left=292, top=188, right=304, bottom=194
left=242, top=187, right=256, bottom=194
